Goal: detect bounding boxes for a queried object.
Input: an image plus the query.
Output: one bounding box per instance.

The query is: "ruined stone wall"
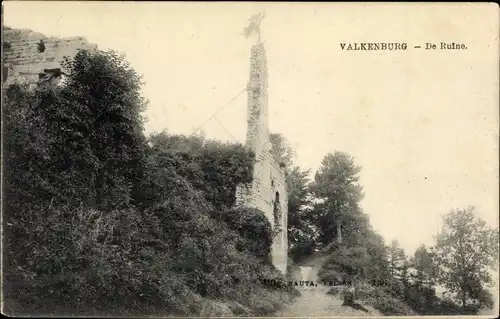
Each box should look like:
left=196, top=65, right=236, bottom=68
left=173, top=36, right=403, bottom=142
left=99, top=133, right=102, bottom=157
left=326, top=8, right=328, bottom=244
left=2, top=27, right=97, bottom=88
left=235, top=43, right=288, bottom=274
left=270, top=159, right=288, bottom=272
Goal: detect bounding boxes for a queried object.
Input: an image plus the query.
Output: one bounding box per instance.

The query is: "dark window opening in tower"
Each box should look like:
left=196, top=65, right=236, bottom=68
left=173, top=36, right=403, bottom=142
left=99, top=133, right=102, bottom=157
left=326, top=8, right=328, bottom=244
left=274, top=192, right=281, bottom=228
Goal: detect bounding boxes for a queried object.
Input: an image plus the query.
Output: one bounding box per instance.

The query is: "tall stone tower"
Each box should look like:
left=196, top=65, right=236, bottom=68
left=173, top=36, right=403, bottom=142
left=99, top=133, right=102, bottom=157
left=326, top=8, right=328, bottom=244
left=235, top=41, right=288, bottom=274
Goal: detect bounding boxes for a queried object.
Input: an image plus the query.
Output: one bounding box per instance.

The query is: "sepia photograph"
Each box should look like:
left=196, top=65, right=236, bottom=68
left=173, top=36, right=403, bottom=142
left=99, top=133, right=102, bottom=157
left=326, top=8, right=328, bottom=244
left=1, top=1, right=499, bottom=317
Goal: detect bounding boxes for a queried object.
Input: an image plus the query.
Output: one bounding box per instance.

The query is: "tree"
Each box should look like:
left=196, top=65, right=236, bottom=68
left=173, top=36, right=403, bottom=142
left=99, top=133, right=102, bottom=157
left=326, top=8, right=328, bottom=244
left=286, top=166, right=311, bottom=221
left=387, top=240, right=406, bottom=280
left=3, top=49, right=153, bottom=315
left=310, top=152, right=386, bottom=286
left=410, top=245, right=438, bottom=288
left=4, top=49, right=150, bottom=294
left=385, top=240, right=408, bottom=297
left=364, top=229, right=391, bottom=282
left=269, top=133, right=295, bottom=168
left=308, top=151, right=365, bottom=247
left=286, top=166, right=316, bottom=260
left=59, top=50, right=148, bottom=209
left=432, top=207, right=498, bottom=310
left=406, top=247, right=441, bottom=314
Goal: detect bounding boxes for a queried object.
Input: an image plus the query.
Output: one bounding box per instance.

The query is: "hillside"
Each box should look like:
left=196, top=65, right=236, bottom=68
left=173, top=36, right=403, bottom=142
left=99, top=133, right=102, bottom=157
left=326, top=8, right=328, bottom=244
left=2, top=44, right=299, bottom=316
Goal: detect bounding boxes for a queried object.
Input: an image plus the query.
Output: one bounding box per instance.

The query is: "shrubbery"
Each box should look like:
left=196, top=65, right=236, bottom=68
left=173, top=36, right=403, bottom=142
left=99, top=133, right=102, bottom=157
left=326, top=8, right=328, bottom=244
left=354, top=282, right=416, bottom=315
left=222, top=207, right=273, bottom=260
left=2, top=49, right=297, bottom=316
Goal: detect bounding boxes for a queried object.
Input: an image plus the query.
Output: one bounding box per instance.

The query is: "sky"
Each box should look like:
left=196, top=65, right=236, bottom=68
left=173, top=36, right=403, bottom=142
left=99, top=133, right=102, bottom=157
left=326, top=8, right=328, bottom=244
left=4, top=2, right=499, bottom=255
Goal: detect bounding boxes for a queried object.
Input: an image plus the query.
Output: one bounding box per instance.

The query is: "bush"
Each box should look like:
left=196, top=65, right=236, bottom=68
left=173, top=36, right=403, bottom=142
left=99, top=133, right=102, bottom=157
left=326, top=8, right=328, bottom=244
left=405, top=285, right=440, bottom=314
left=354, top=283, right=416, bottom=316
left=222, top=207, right=273, bottom=260
left=4, top=205, right=179, bottom=316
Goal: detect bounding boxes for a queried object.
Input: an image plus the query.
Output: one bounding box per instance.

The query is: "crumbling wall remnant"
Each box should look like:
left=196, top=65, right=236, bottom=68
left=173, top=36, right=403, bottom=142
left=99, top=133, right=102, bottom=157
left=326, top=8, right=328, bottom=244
left=2, top=27, right=97, bottom=87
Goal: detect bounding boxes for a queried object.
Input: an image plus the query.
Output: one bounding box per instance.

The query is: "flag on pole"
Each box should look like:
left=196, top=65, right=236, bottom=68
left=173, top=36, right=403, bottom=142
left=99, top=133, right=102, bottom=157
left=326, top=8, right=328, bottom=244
left=243, top=12, right=265, bottom=40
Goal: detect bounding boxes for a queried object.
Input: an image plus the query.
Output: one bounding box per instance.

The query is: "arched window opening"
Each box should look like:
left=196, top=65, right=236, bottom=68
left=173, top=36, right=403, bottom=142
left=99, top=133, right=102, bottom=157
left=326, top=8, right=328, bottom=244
left=273, top=192, right=281, bottom=229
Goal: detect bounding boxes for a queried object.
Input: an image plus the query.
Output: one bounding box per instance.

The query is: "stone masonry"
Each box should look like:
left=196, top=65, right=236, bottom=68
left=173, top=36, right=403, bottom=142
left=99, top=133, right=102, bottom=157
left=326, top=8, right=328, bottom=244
left=2, top=27, right=97, bottom=88
left=235, top=42, right=288, bottom=274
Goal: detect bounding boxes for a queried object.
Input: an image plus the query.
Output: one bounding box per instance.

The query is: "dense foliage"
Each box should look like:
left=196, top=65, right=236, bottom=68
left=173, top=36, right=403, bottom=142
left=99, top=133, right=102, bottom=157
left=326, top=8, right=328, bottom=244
left=3, top=50, right=297, bottom=316
left=268, top=134, right=498, bottom=316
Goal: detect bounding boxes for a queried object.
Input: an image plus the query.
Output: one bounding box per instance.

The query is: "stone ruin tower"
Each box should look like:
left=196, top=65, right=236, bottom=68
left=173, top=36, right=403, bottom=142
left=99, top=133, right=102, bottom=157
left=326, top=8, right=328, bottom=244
left=235, top=42, right=288, bottom=274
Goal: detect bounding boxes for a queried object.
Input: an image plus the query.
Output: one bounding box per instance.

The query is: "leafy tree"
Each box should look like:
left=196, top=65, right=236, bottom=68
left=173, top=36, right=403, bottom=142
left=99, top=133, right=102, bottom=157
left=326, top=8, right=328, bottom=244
left=400, top=260, right=411, bottom=300
left=286, top=166, right=311, bottom=223
left=3, top=49, right=153, bottom=315
left=286, top=166, right=318, bottom=261
left=60, top=49, right=148, bottom=209
left=308, top=151, right=365, bottom=247
left=311, top=152, right=391, bottom=288
left=410, top=244, right=438, bottom=288
left=4, top=50, right=149, bottom=212
left=269, top=132, right=295, bottom=168
left=387, top=240, right=406, bottom=280
left=364, top=229, right=391, bottom=283
left=432, top=206, right=498, bottom=310
left=4, top=49, right=149, bottom=296
left=384, top=240, right=407, bottom=297
left=403, top=244, right=441, bottom=313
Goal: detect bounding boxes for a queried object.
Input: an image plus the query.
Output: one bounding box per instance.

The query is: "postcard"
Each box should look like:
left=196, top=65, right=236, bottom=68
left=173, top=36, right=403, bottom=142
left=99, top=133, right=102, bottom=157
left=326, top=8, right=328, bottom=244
left=2, top=2, right=499, bottom=318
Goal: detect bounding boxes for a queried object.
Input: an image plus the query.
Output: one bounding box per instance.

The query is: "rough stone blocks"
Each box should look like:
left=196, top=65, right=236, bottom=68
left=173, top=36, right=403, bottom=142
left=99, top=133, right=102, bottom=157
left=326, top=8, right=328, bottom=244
left=3, top=28, right=97, bottom=86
